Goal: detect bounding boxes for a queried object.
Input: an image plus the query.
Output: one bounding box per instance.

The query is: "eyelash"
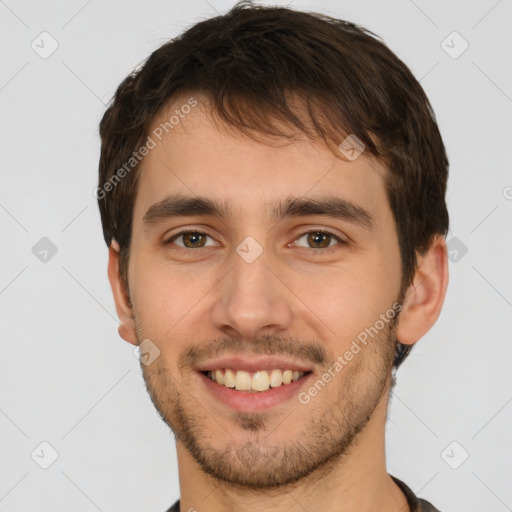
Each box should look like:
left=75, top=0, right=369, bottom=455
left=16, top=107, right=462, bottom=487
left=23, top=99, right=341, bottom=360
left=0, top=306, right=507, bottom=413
left=164, top=228, right=346, bottom=254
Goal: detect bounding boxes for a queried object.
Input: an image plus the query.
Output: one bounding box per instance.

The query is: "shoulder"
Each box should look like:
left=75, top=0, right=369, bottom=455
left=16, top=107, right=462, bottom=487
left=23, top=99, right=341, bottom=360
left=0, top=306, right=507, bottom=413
left=391, top=475, right=442, bottom=512
left=164, top=500, right=180, bottom=512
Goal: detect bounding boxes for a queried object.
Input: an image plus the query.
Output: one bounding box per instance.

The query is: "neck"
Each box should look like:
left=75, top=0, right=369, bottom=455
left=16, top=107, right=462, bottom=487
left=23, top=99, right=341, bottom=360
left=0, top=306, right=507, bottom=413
left=175, top=389, right=408, bottom=512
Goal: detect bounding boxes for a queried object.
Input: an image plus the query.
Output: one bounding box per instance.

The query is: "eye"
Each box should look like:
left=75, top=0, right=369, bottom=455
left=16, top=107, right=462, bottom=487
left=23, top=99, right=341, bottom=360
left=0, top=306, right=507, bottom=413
left=164, top=229, right=345, bottom=252
left=165, top=230, right=217, bottom=249
left=293, top=231, right=345, bottom=251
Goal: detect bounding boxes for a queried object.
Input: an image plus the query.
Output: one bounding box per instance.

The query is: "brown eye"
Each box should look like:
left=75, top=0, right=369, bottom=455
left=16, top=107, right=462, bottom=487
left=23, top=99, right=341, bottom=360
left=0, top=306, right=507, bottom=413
left=295, top=231, right=342, bottom=250
left=182, top=232, right=206, bottom=248
left=306, top=232, right=332, bottom=249
left=167, top=231, right=216, bottom=249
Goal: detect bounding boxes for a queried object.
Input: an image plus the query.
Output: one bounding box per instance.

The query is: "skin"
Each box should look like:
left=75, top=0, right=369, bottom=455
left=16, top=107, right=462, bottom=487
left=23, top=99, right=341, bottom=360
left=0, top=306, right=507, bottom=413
left=108, top=94, right=449, bottom=512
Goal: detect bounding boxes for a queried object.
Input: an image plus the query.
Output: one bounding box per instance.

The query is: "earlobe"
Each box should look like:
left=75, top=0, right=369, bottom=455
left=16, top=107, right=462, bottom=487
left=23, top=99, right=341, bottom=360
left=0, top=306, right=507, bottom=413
left=396, top=235, right=449, bottom=346
left=107, top=240, right=138, bottom=345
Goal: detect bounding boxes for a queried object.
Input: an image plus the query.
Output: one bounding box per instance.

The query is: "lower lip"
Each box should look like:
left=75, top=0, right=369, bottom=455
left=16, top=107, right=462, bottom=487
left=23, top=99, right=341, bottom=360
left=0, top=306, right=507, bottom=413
left=198, top=372, right=312, bottom=412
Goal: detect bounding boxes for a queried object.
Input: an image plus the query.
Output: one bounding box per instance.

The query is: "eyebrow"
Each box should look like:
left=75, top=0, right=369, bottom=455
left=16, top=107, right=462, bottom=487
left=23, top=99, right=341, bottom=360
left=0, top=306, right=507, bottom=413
left=142, top=194, right=374, bottom=229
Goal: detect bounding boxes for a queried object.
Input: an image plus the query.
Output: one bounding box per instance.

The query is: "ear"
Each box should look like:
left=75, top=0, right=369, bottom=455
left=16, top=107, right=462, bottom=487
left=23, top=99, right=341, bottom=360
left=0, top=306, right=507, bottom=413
left=107, top=239, right=138, bottom=345
left=396, top=234, right=449, bottom=345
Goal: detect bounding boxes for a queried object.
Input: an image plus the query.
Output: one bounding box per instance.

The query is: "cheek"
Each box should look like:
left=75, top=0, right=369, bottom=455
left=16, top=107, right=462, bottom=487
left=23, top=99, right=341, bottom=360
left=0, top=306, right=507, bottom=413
left=130, top=256, right=216, bottom=345
left=293, top=260, right=399, bottom=347
left=308, top=285, right=378, bottom=349
left=130, top=258, right=181, bottom=333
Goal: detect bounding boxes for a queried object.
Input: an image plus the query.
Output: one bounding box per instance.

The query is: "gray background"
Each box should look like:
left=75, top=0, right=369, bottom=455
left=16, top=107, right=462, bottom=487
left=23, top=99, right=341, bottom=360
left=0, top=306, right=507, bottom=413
left=1, top=0, right=511, bottom=510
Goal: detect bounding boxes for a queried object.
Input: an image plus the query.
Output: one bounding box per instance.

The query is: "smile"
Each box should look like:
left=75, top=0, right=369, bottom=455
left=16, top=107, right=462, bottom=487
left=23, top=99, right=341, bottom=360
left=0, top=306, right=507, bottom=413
left=204, top=369, right=309, bottom=392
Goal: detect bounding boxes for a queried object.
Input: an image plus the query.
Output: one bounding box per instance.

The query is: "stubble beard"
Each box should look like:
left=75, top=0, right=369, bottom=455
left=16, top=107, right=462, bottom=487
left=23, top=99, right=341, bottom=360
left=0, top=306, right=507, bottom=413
left=138, top=316, right=398, bottom=490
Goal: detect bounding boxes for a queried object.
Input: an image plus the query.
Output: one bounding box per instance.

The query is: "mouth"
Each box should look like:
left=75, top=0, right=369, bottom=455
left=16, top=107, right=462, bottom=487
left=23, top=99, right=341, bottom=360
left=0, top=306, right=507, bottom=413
left=196, top=356, right=315, bottom=411
left=202, top=368, right=311, bottom=393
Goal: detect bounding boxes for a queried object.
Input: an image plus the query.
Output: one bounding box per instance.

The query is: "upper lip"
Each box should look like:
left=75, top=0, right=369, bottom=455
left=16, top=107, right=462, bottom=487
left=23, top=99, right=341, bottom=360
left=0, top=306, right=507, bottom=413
left=195, top=355, right=313, bottom=373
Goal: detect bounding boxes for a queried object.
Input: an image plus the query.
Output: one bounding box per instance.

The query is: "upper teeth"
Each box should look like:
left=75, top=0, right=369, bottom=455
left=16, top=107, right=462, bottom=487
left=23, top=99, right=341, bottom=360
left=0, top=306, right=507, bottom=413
left=207, top=369, right=305, bottom=392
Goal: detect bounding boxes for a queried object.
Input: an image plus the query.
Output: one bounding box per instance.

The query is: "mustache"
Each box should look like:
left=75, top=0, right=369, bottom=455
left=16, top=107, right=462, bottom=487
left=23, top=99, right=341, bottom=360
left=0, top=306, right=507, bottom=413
left=178, top=334, right=328, bottom=370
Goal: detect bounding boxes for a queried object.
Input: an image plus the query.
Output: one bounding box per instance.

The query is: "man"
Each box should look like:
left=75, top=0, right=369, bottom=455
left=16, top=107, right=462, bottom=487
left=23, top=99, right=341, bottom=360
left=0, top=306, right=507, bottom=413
left=97, top=2, right=449, bottom=510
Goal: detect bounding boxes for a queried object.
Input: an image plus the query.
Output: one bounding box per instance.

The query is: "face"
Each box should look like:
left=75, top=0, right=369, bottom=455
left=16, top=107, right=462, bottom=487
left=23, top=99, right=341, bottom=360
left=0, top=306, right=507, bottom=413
left=121, top=95, right=405, bottom=488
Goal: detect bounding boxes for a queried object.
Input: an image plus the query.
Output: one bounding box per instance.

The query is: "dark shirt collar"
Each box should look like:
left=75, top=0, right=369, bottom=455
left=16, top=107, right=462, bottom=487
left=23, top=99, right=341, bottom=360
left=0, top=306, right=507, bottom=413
left=166, top=475, right=441, bottom=512
left=391, top=475, right=441, bottom=512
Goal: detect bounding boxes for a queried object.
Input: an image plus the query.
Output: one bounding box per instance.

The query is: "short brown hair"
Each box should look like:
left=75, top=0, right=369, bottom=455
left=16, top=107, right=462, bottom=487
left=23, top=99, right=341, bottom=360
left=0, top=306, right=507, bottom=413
left=98, top=0, right=449, bottom=367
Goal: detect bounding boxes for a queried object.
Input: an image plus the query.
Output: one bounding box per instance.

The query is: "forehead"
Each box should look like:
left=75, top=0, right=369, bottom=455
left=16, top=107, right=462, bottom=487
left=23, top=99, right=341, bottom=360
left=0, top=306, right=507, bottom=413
left=134, top=93, right=390, bottom=223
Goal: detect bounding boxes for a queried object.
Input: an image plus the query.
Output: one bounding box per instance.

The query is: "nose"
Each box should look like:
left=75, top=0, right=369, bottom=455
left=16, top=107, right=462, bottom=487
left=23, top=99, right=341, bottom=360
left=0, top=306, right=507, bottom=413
left=210, top=243, right=294, bottom=340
